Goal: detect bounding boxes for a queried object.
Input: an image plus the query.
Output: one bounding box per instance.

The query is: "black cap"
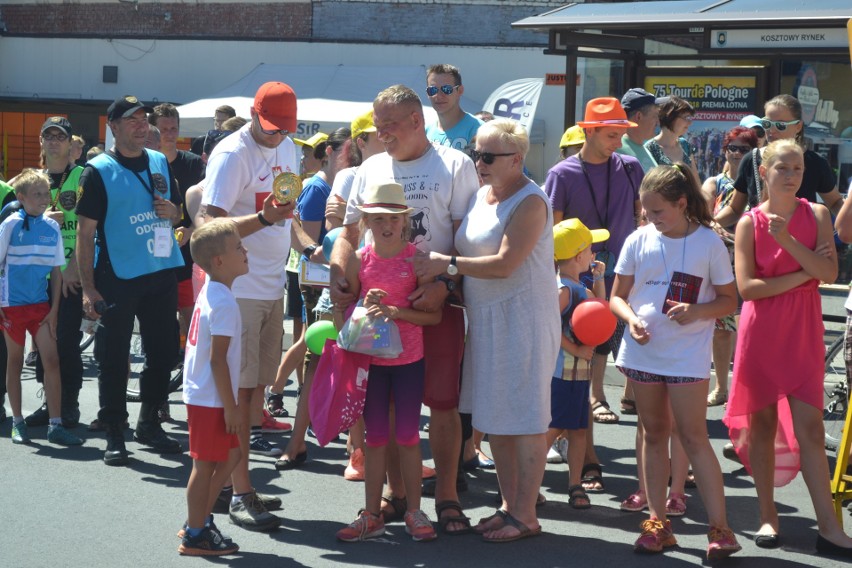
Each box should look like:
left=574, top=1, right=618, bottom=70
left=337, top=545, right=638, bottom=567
left=41, top=116, right=73, bottom=138
left=621, top=88, right=670, bottom=114
left=107, top=95, right=153, bottom=122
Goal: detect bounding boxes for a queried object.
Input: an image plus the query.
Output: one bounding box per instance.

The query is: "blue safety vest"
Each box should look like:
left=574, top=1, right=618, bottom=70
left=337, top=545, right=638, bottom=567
left=89, top=150, right=183, bottom=279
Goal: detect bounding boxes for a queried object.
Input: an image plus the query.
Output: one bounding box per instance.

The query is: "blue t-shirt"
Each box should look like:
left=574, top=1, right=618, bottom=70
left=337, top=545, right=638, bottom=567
left=552, top=276, right=590, bottom=379
left=296, top=174, right=332, bottom=257
left=426, top=113, right=483, bottom=151
left=0, top=210, right=65, bottom=307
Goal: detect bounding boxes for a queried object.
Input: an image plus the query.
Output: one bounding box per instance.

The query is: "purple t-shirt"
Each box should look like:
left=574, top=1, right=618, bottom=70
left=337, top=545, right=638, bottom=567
left=544, top=154, right=642, bottom=259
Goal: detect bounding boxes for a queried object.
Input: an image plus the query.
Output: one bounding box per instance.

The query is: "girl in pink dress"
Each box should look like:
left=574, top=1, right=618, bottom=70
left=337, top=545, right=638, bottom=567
left=725, top=139, right=852, bottom=556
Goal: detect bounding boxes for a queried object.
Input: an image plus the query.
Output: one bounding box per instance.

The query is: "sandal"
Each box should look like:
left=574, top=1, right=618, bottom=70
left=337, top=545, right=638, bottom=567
left=685, top=470, right=697, bottom=489
left=620, top=397, right=637, bottom=415
left=474, top=508, right=508, bottom=534
left=580, top=463, right=605, bottom=493
left=568, top=484, right=591, bottom=510
left=707, top=389, right=728, bottom=407
left=666, top=492, right=688, bottom=517
left=435, top=500, right=473, bottom=535
left=482, top=513, right=542, bottom=543
left=592, top=401, right=620, bottom=424
left=620, top=490, right=648, bottom=512
left=380, top=491, right=407, bottom=524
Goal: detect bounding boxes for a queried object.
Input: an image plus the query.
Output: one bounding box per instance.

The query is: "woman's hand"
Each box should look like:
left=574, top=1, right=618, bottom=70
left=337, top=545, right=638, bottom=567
left=412, top=250, right=451, bottom=280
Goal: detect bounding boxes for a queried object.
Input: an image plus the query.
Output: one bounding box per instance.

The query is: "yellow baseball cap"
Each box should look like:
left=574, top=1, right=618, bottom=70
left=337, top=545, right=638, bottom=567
left=553, top=218, right=609, bottom=260
left=351, top=110, right=377, bottom=139
left=293, top=132, right=328, bottom=148
left=559, top=125, right=585, bottom=148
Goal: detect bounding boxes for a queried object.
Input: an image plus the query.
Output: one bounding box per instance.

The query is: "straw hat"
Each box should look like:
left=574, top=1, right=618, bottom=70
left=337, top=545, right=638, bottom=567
left=356, top=182, right=413, bottom=214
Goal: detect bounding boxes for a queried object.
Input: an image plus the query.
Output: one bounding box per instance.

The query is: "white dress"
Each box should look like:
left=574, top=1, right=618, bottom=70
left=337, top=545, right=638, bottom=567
left=456, top=181, right=560, bottom=435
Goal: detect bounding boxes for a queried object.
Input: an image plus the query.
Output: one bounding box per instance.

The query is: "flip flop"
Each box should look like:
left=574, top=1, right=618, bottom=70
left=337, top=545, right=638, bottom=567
left=482, top=513, right=542, bottom=543
left=592, top=401, right=619, bottom=424
left=435, top=500, right=473, bottom=535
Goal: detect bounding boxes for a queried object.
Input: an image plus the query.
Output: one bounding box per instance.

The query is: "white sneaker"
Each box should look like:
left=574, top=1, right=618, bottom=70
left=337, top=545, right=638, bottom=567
left=556, top=437, right=569, bottom=463
left=546, top=441, right=563, bottom=463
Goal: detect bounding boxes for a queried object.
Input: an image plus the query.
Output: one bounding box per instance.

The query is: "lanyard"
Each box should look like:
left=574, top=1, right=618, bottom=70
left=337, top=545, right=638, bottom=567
left=131, top=166, right=159, bottom=198
left=659, top=223, right=688, bottom=305
left=45, top=165, right=70, bottom=210
left=578, top=155, right=612, bottom=242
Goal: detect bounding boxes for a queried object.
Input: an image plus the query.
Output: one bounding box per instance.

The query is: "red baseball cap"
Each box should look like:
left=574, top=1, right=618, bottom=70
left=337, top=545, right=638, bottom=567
left=253, top=82, right=297, bottom=133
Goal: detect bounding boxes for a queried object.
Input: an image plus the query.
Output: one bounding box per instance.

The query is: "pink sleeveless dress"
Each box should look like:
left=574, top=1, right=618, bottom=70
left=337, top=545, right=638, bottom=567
left=724, top=198, right=824, bottom=487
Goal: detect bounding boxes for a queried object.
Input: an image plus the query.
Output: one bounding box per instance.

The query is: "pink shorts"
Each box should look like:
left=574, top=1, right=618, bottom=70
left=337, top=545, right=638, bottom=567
left=186, top=404, right=240, bottom=462
left=422, top=304, right=465, bottom=411
left=2, top=303, right=50, bottom=346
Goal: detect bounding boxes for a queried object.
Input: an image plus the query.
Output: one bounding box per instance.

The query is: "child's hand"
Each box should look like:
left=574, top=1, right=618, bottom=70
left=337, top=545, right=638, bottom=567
left=590, top=260, right=606, bottom=280
left=363, top=288, right=388, bottom=307
left=665, top=301, right=699, bottom=325
left=815, top=241, right=836, bottom=260
left=629, top=317, right=650, bottom=345
left=766, top=213, right=791, bottom=243
left=576, top=344, right=595, bottom=362
left=224, top=405, right=242, bottom=435
left=366, top=303, right=397, bottom=320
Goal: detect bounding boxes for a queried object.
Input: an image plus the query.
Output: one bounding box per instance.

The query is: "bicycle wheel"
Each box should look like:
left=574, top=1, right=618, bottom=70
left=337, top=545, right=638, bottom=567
left=823, top=335, right=847, bottom=452
left=79, top=332, right=95, bottom=352
left=126, top=318, right=185, bottom=402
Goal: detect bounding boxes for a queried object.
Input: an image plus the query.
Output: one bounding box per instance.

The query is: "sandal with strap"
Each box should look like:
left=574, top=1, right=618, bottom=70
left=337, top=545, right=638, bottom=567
left=666, top=492, right=688, bottom=517
left=568, top=484, right=591, bottom=510
left=580, top=463, right=605, bottom=493
left=380, top=492, right=408, bottom=524
left=620, top=397, right=637, bottom=415
left=592, top=401, right=620, bottom=424
left=435, top=500, right=473, bottom=535
left=620, top=490, right=648, bottom=512
left=707, top=389, right=728, bottom=407
left=474, top=508, right=508, bottom=534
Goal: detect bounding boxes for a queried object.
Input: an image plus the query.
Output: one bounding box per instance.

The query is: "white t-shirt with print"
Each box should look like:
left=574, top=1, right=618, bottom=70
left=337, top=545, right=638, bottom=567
left=614, top=223, right=734, bottom=378
left=343, top=145, right=479, bottom=255
left=183, top=281, right=242, bottom=408
left=202, top=123, right=299, bottom=300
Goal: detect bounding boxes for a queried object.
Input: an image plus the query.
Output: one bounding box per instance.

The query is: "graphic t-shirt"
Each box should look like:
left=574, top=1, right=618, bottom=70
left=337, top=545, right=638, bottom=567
left=0, top=211, right=64, bottom=307
left=343, top=145, right=479, bottom=255
left=203, top=123, right=299, bottom=300
left=183, top=281, right=242, bottom=408
left=426, top=113, right=483, bottom=151
left=614, top=223, right=733, bottom=377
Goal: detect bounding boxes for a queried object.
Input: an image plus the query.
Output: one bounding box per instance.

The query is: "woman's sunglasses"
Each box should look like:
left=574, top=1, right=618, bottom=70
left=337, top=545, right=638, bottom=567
left=760, top=118, right=801, bottom=131
left=468, top=150, right=515, bottom=165
left=426, top=84, right=460, bottom=97
left=725, top=144, right=751, bottom=154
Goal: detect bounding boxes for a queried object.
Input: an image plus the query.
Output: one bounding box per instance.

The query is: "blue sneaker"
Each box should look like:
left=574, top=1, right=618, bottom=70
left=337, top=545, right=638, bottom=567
left=47, top=423, right=84, bottom=446
left=11, top=421, right=30, bottom=444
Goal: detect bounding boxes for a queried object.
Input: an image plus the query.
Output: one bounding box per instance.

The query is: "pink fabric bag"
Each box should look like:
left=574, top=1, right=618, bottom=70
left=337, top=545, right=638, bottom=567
left=309, top=339, right=371, bottom=447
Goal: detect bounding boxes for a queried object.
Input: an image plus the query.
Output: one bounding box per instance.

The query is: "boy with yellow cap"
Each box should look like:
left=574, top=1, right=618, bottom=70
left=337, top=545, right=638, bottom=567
left=547, top=218, right=609, bottom=510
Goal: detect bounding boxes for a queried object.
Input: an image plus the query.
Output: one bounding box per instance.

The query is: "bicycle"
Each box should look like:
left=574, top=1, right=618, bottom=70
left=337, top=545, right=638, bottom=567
left=125, top=317, right=184, bottom=402
left=824, top=333, right=847, bottom=452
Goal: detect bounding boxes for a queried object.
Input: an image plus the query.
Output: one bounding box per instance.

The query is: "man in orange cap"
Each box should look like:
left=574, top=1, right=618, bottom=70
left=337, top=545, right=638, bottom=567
left=544, top=95, right=645, bottom=486
left=201, top=81, right=299, bottom=532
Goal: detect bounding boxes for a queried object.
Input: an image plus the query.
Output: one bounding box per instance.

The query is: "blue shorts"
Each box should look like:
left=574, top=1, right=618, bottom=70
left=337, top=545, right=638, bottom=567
left=549, top=377, right=590, bottom=430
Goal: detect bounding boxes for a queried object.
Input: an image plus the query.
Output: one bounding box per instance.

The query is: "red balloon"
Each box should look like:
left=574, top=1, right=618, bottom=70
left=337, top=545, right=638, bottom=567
left=571, top=298, right=617, bottom=346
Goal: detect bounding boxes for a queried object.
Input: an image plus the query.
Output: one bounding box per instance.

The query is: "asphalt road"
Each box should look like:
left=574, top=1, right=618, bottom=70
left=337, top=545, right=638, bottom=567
left=1, top=330, right=850, bottom=568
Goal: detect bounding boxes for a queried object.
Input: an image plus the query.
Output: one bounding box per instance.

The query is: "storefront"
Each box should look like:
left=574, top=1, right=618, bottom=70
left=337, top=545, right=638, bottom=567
left=513, top=0, right=851, bottom=186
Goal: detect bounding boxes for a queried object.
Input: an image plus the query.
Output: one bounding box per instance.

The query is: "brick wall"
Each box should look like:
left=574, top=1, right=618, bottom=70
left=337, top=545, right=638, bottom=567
left=0, top=2, right=312, bottom=40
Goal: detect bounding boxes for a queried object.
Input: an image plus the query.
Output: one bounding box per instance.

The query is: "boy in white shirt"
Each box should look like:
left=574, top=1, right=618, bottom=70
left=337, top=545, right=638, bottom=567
left=178, top=219, right=248, bottom=556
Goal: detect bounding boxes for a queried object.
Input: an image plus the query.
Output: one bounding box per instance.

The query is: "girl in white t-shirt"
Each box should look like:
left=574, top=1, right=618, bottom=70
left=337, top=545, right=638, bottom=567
left=610, top=164, right=741, bottom=559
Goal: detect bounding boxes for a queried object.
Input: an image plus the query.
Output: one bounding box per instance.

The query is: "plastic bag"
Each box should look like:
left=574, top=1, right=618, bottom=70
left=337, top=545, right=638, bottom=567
left=337, top=301, right=403, bottom=358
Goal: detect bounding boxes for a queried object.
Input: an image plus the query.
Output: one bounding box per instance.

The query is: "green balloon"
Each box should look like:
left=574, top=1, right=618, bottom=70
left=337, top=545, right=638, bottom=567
left=305, top=320, right=338, bottom=355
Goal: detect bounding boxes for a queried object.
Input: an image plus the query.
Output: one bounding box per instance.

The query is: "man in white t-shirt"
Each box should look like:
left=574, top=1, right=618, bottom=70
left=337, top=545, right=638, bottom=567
left=330, top=85, right=480, bottom=533
left=201, top=81, right=298, bottom=532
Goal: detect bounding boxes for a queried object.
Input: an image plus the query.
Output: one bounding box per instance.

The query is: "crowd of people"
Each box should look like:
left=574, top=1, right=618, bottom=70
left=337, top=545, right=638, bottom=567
left=0, top=64, right=851, bottom=561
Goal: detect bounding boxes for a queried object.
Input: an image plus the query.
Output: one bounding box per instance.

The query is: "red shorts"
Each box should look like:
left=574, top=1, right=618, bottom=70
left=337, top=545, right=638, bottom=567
left=2, top=303, right=50, bottom=346
left=177, top=278, right=195, bottom=310
left=186, top=404, right=240, bottom=462
left=422, top=304, right=465, bottom=410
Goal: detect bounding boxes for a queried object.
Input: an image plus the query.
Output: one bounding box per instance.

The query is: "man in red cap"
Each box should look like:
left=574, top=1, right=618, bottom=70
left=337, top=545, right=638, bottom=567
left=544, top=95, right=645, bottom=487
left=201, top=81, right=299, bottom=532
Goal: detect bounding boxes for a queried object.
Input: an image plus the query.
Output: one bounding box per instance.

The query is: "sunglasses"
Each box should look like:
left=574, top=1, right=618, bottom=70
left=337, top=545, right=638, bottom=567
left=468, top=150, right=515, bottom=165
left=752, top=126, right=766, bottom=138
left=680, top=115, right=694, bottom=122
left=760, top=118, right=801, bottom=131
left=426, top=84, right=460, bottom=97
left=42, top=133, right=68, bottom=142
left=259, top=126, right=289, bottom=136
left=725, top=144, right=751, bottom=154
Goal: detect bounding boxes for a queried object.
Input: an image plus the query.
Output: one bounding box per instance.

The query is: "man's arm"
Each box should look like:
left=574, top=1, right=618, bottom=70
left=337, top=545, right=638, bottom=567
left=202, top=193, right=295, bottom=238
left=328, top=222, right=359, bottom=308
left=76, top=215, right=103, bottom=319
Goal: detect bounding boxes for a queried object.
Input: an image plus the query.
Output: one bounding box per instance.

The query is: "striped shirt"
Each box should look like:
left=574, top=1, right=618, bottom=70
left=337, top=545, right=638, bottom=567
left=0, top=210, right=64, bottom=307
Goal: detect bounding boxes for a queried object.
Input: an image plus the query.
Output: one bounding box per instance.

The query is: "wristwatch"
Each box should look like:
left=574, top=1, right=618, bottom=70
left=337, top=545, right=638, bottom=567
left=302, top=244, right=318, bottom=258
left=447, top=256, right=459, bottom=276
left=436, top=275, right=456, bottom=292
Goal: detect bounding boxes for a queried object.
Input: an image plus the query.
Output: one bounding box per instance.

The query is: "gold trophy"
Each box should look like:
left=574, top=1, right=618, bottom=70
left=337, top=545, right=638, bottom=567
left=272, top=172, right=303, bottom=205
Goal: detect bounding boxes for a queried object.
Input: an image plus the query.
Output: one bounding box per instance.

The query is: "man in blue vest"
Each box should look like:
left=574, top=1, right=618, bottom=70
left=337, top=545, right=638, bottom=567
left=76, top=95, right=185, bottom=466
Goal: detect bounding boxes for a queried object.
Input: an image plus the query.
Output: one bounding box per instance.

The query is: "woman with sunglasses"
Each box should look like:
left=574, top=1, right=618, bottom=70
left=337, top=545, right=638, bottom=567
left=714, top=94, right=843, bottom=228
left=414, top=118, right=560, bottom=543
left=644, top=97, right=701, bottom=182
left=700, top=126, right=758, bottom=408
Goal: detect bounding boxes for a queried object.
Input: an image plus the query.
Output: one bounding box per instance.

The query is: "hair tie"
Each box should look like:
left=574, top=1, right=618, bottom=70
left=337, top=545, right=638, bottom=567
left=672, top=163, right=685, bottom=176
